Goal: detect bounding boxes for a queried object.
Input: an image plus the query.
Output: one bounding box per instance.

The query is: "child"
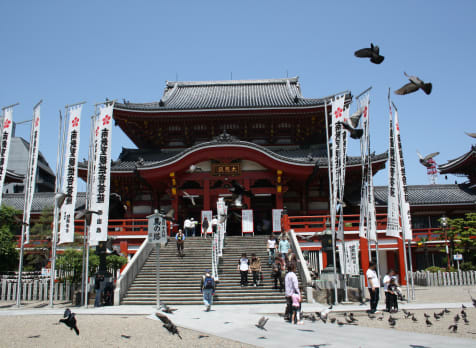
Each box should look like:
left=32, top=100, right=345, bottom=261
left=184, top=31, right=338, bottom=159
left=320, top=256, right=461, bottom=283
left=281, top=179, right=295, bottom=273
left=387, top=278, right=398, bottom=313
left=291, top=292, right=303, bottom=324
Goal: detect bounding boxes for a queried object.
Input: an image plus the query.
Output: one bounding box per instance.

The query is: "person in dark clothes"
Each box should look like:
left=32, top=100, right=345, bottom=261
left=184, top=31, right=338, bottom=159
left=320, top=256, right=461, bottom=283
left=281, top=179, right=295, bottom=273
left=387, top=278, right=399, bottom=313
left=271, top=256, right=284, bottom=291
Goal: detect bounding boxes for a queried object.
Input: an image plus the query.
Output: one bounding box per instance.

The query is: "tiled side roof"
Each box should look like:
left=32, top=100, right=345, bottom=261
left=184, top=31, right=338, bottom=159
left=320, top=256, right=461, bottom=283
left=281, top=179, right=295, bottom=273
left=349, top=184, right=476, bottom=207
left=114, top=77, right=338, bottom=112
left=2, top=192, right=86, bottom=213
left=438, top=145, right=476, bottom=173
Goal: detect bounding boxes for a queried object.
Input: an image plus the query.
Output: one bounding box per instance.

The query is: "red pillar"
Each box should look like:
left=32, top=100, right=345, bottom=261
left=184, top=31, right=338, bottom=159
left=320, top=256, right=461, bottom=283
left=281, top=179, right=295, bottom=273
left=203, top=179, right=210, bottom=210
left=322, top=249, right=328, bottom=269
left=387, top=250, right=396, bottom=271
left=172, top=194, right=179, bottom=233
left=276, top=191, right=283, bottom=209
left=360, top=237, right=369, bottom=286
left=397, top=237, right=407, bottom=285
left=120, top=240, right=128, bottom=256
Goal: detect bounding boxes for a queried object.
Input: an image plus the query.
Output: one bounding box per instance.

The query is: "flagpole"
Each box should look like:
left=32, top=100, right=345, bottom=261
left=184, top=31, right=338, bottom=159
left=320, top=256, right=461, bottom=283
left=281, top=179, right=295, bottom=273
left=49, top=109, right=67, bottom=307
left=407, top=239, right=415, bottom=300
left=16, top=101, right=40, bottom=307
left=81, top=112, right=96, bottom=307
left=324, top=100, right=339, bottom=304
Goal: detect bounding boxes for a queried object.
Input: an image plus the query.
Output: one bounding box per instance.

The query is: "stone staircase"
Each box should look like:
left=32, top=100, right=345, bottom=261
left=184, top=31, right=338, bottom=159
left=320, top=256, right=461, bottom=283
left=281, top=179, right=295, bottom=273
left=121, top=235, right=304, bottom=305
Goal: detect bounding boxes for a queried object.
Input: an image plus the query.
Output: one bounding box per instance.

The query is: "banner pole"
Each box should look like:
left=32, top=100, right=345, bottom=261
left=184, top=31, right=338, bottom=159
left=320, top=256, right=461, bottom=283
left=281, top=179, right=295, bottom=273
left=407, top=239, right=415, bottom=300
left=324, top=100, right=339, bottom=305
left=16, top=103, right=37, bottom=307
left=49, top=109, right=65, bottom=307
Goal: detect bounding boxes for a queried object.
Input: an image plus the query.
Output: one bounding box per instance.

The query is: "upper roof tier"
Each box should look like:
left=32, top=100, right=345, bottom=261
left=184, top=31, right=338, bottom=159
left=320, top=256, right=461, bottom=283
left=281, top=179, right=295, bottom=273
left=115, top=77, right=341, bottom=112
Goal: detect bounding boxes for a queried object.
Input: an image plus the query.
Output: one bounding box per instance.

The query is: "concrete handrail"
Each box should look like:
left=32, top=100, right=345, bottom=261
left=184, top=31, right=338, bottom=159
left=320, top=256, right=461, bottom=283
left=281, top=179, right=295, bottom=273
left=114, top=239, right=153, bottom=305
left=288, top=229, right=312, bottom=286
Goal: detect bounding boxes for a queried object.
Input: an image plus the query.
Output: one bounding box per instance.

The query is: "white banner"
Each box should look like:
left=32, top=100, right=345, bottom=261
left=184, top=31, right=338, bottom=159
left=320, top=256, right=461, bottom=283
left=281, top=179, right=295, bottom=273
left=272, top=209, right=283, bottom=232
left=394, top=110, right=413, bottom=240
left=201, top=210, right=213, bottom=235
left=337, top=240, right=360, bottom=275
left=0, top=107, right=14, bottom=206
left=59, top=106, right=82, bottom=244
left=89, top=104, right=114, bottom=243
left=358, top=94, right=369, bottom=239
left=23, top=104, right=41, bottom=243
left=242, top=209, right=253, bottom=234
left=386, top=104, right=400, bottom=238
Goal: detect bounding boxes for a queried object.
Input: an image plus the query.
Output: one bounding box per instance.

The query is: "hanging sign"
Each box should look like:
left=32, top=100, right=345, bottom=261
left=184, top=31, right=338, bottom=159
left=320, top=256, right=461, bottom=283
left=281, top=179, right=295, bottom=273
left=272, top=209, right=283, bottom=232
left=242, top=209, right=254, bottom=235
left=386, top=105, right=400, bottom=238
left=337, top=240, right=360, bottom=275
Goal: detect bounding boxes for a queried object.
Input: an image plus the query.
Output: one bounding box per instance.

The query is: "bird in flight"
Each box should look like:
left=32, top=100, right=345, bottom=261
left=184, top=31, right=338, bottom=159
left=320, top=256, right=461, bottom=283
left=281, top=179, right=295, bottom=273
left=395, top=72, right=432, bottom=95
left=155, top=312, right=182, bottom=339
left=255, top=316, right=269, bottom=330
left=417, top=151, right=439, bottom=168
left=59, top=308, right=79, bottom=336
left=354, top=43, right=385, bottom=64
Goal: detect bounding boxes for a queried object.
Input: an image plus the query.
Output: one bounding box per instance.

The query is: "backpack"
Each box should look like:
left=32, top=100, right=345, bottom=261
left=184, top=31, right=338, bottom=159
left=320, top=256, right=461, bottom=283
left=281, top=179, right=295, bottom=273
left=203, top=276, right=214, bottom=289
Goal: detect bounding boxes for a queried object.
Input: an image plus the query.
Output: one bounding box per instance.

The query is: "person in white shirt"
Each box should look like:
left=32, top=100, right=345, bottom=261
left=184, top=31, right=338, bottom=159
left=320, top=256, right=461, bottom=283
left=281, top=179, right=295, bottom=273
left=383, top=269, right=396, bottom=312
left=237, top=253, right=250, bottom=286
left=366, top=261, right=380, bottom=314
left=267, top=234, right=278, bottom=265
left=211, top=216, right=218, bottom=234
left=184, top=218, right=192, bottom=237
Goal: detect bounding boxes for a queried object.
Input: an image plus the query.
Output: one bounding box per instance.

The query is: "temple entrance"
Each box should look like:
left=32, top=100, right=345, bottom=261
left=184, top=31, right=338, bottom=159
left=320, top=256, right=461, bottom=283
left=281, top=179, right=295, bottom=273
left=252, top=194, right=275, bottom=235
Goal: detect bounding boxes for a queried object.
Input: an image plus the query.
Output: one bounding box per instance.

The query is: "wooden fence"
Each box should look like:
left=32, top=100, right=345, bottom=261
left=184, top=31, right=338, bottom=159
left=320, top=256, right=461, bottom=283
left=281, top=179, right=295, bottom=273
left=412, top=270, right=476, bottom=287
left=0, top=279, right=74, bottom=302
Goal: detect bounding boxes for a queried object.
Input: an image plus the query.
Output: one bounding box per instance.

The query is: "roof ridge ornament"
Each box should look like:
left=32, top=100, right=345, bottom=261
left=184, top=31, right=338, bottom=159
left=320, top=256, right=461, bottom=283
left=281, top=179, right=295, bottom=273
left=214, top=129, right=238, bottom=143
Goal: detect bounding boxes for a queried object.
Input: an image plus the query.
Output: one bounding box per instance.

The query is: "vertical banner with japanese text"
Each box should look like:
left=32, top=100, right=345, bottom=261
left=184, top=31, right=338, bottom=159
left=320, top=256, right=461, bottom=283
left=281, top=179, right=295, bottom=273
left=59, top=106, right=82, bottom=244
left=337, top=240, right=360, bottom=275
left=386, top=104, right=400, bottom=238
left=272, top=209, right=283, bottom=232
left=89, top=103, right=114, bottom=243
left=394, top=109, right=413, bottom=240
left=241, top=209, right=254, bottom=235
left=23, top=104, right=41, bottom=243
left=0, top=107, right=14, bottom=206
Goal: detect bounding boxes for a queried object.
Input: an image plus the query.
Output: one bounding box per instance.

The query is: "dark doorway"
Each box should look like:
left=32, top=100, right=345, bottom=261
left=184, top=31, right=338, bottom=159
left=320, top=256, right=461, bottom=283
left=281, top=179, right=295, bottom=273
left=251, top=194, right=275, bottom=235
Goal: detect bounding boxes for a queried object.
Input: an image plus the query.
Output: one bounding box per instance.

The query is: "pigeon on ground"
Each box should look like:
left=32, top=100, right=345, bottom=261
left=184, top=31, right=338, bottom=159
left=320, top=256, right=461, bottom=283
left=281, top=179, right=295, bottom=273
left=377, top=314, right=384, bottom=321
left=444, top=308, right=450, bottom=314
left=463, top=317, right=470, bottom=325
left=59, top=308, right=79, bottom=335
left=395, top=72, right=432, bottom=95
left=424, top=313, right=430, bottom=319
left=426, top=318, right=432, bottom=327
left=465, top=132, right=476, bottom=139
left=433, top=313, right=441, bottom=320
left=27, top=335, right=40, bottom=338
left=155, top=312, right=182, bottom=339
left=354, top=43, right=385, bottom=64
left=448, top=324, right=458, bottom=333
left=198, top=335, right=209, bottom=339
left=388, top=317, right=396, bottom=328
left=255, top=316, right=269, bottom=330
left=417, top=151, right=439, bottom=168
left=402, top=309, right=409, bottom=316
left=330, top=317, right=337, bottom=324
left=121, top=335, right=131, bottom=339
left=454, top=314, right=460, bottom=322
left=462, top=304, right=467, bottom=309
left=412, top=315, right=418, bottom=322
left=437, top=310, right=445, bottom=317
left=339, top=121, right=363, bottom=140
left=182, top=191, right=196, bottom=206
left=469, top=291, right=476, bottom=308
left=336, top=320, right=346, bottom=326
left=368, top=313, right=376, bottom=320
left=461, top=309, right=467, bottom=318
left=160, top=301, right=177, bottom=314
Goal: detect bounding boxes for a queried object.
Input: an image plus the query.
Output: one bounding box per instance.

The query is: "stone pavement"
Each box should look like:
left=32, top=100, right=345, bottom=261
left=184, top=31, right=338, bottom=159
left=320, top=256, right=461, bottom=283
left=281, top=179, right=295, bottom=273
left=0, top=301, right=474, bottom=347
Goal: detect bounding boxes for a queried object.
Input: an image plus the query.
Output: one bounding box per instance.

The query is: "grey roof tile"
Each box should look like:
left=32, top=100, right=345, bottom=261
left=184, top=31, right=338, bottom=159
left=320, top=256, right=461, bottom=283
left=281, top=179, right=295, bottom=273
left=2, top=192, right=86, bottom=213
left=115, top=77, right=332, bottom=112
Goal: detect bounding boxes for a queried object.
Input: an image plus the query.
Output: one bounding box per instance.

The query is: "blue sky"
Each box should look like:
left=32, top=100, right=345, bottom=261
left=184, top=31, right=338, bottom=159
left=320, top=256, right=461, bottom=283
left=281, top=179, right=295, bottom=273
left=1, top=0, right=475, bottom=190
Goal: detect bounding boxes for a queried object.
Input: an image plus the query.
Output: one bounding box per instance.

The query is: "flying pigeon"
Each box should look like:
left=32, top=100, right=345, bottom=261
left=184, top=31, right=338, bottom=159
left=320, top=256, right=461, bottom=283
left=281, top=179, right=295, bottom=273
left=59, top=308, right=79, bottom=336
left=155, top=312, right=182, bottom=339
left=339, top=121, right=364, bottom=139
left=160, top=301, right=177, bottom=314
left=465, top=132, right=476, bottom=139
left=349, top=106, right=366, bottom=128
left=354, top=43, right=385, bottom=64
left=255, top=316, right=269, bottom=330
left=417, top=151, right=439, bottom=168
left=182, top=191, right=196, bottom=206
left=188, top=164, right=202, bottom=173
left=394, top=72, right=432, bottom=95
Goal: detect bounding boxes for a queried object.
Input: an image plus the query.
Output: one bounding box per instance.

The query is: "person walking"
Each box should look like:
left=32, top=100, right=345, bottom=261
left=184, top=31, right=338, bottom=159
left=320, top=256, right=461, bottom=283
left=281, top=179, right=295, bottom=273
left=250, top=253, right=262, bottom=286
left=383, top=269, right=396, bottom=312
left=271, top=256, right=284, bottom=291
left=284, top=262, right=300, bottom=322
left=175, top=229, right=186, bottom=257
left=267, top=234, right=278, bottom=265
left=184, top=217, right=192, bottom=237
left=200, top=269, right=216, bottom=311
left=366, top=261, right=380, bottom=314
left=278, top=236, right=291, bottom=263
left=237, top=253, right=250, bottom=286
left=94, top=273, right=105, bottom=307
left=202, top=216, right=209, bottom=238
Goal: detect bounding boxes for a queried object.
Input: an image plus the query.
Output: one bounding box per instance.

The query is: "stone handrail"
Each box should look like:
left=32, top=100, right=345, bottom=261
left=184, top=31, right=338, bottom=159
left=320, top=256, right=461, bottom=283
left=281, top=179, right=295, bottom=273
left=114, top=239, right=153, bottom=305
left=288, top=229, right=313, bottom=302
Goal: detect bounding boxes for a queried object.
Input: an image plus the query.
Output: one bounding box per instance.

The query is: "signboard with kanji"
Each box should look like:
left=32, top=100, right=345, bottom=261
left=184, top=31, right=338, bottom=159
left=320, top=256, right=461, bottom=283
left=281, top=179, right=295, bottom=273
left=148, top=213, right=167, bottom=244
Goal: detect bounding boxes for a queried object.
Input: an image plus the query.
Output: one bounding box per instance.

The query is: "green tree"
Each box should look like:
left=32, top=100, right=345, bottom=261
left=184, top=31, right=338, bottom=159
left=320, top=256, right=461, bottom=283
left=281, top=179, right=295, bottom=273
left=106, top=254, right=128, bottom=278
left=24, top=207, right=54, bottom=271
left=0, top=205, right=21, bottom=272
left=438, top=213, right=476, bottom=267
left=0, top=225, right=18, bottom=272
left=56, top=248, right=99, bottom=283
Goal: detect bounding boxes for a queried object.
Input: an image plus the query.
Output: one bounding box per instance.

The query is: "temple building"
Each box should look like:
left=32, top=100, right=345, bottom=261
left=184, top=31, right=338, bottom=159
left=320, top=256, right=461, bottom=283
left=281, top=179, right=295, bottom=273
left=78, top=77, right=385, bottom=234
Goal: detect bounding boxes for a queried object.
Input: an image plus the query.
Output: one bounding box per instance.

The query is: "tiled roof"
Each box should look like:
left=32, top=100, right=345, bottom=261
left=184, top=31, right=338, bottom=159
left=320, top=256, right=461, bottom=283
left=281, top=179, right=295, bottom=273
left=438, top=145, right=476, bottom=173
left=114, top=77, right=342, bottom=112
left=2, top=192, right=86, bottom=214
left=348, top=184, right=476, bottom=207
left=78, top=138, right=387, bottom=172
